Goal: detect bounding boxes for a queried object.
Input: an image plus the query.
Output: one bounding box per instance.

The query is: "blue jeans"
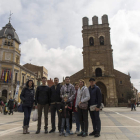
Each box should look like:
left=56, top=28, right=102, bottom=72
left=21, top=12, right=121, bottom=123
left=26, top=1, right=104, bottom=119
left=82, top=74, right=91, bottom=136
left=74, top=112, right=80, bottom=131
left=23, top=106, right=32, bottom=126
left=131, top=104, right=135, bottom=110
left=61, top=118, right=70, bottom=133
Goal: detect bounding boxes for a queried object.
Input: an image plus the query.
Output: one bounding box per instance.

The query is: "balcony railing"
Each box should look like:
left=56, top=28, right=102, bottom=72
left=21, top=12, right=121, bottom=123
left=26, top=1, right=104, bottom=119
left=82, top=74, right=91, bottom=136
left=0, top=79, right=11, bottom=84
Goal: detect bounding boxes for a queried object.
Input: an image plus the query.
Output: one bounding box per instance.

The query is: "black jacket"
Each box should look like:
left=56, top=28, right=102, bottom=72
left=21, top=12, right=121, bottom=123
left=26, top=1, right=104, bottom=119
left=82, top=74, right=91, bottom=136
left=50, top=84, right=62, bottom=103
left=60, top=102, right=72, bottom=118
left=88, top=85, right=102, bottom=108
left=8, top=99, right=14, bottom=109
left=35, top=85, right=50, bottom=105
left=20, top=87, right=35, bottom=107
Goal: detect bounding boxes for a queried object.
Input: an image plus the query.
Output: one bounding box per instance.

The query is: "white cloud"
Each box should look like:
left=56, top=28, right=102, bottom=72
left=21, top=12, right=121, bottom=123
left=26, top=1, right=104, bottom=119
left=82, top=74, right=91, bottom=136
left=0, top=0, right=140, bottom=91
left=20, top=38, right=83, bottom=82
left=110, top=10, right=140, bottom=90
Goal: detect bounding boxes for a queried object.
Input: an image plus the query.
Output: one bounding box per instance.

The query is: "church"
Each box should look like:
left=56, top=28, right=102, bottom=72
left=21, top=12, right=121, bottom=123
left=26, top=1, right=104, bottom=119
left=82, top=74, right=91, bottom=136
left=69, top=15, right=131, bottom=107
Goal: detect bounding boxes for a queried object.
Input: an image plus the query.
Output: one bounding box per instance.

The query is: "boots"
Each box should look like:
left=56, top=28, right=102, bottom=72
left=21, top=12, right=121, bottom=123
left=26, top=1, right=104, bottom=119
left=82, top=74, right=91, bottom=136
left=23, top=126, right=26, bottom=134
left=36, top=128, right=40, bottom=134
left=45, top=128, right=48, bottom=134
left=26, top=126, right=30, bottom=134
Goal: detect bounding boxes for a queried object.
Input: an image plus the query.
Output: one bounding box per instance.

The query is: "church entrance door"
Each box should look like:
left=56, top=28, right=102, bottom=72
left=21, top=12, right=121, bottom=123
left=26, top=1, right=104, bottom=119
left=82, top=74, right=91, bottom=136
left=96, top=82, right=107, bottom=106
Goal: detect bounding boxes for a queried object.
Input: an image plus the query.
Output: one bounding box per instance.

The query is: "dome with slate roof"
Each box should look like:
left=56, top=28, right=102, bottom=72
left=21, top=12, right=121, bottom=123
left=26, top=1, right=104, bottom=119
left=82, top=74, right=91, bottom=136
left=0, top=22, right=21, bottom=44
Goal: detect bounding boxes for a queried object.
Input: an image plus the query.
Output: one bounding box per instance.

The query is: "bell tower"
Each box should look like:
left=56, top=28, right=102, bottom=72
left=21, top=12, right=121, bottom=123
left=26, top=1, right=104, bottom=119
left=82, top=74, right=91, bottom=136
left=82, top=15, right=114, bottom=78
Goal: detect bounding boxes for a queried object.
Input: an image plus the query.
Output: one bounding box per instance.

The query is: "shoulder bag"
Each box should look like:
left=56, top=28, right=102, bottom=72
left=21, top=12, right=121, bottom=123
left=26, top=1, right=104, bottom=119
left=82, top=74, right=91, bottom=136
left=79, top=87, right=88, bottom=110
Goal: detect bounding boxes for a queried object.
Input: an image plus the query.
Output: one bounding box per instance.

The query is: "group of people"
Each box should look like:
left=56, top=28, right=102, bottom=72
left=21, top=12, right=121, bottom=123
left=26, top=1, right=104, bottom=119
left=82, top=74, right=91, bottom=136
left=20, top=76, right=102, bottom=137
left=0, top=97, right=15, bottom=115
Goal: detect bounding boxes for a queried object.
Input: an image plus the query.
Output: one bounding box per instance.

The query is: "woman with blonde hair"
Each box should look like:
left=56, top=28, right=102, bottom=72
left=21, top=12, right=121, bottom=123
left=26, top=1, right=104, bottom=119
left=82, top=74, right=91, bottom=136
left=75, top=79, right=90, bottom=137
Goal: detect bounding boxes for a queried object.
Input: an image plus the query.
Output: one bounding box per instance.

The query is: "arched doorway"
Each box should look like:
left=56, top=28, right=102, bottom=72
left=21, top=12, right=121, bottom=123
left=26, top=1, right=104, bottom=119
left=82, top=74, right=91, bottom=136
left=2, top=90, right=7, bottom=99
left=96, top=82, right=107, bottom=106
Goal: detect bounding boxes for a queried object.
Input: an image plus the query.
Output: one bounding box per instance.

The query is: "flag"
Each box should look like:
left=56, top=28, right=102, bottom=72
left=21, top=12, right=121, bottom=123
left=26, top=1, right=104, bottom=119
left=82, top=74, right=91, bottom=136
left=4, top=70, right=8, bottom=83
left=14, top=84, right=20, bottom=100
left=8, top=71, right=11, bottom=81
left=1, top=70, right=4, bottom=80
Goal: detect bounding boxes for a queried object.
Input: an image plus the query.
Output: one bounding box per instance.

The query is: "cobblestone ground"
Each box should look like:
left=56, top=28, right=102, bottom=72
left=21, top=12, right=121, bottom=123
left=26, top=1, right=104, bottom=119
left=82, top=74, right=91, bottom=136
left=0, top=107, right=140, bottom=140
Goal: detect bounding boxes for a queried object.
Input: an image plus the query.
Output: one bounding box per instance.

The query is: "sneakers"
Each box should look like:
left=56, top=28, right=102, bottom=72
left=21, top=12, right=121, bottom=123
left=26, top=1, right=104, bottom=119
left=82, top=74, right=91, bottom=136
left=89, top=131, right=96, bottom=136
left=59, top=132, right=65, bottom=136
left=65, top=133, right=69, bottom=137
left=94, top=132, right=100, bottom=137
left=77, top=131, right=83, bottom=136
left=82, top=132, right=88, bottom=137
left=49, top=129, right=55, bottom=133
left=75, top=130, right=79, bottom=134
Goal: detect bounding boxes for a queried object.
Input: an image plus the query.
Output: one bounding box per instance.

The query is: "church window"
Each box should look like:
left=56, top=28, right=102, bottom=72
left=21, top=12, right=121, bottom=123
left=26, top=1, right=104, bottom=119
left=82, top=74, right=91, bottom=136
left=89, top=37, right=94, bottom=46
left=95, top=68, right=102, bottom=77
left=120, top=80, right=122, bottom=84
left=11, top=43, right=13, bottom=46
left=122, top=94, right=123, bottom=97
left=99, top=36, right=104, bottom=45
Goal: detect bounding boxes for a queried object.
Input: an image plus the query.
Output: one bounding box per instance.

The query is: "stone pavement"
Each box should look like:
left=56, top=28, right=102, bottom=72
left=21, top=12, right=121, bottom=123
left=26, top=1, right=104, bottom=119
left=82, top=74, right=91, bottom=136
left=0, top=107, right=140, bottom=140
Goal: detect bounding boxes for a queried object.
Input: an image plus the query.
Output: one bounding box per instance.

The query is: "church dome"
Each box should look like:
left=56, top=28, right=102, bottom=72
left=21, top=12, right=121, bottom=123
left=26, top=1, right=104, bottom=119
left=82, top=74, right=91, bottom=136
left=0, top=22, right=21, bottom=44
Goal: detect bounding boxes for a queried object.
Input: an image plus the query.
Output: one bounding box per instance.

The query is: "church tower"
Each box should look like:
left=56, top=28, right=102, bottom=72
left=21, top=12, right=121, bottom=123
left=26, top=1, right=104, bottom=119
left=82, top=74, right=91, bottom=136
left=82, top=15, right=114, bottom=77
left=81, top=15, right=118, bottom=107
left=70, top=14, right=132, bottom=107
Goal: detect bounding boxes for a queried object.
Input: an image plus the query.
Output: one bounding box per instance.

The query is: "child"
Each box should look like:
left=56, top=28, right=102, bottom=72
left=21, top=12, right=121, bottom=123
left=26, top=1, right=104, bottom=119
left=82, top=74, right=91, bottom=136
left=59, top=94, right=73, bottom=137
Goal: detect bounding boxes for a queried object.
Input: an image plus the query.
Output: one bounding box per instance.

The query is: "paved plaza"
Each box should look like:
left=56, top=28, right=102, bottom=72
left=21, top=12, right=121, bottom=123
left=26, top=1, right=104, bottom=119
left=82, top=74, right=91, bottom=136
left=0, top=107, right=140, bottom=140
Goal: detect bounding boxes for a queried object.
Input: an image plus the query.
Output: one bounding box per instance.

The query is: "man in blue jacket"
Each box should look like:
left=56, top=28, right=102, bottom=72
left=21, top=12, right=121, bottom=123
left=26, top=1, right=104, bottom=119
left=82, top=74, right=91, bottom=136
left=88, top=78, right=102, bottom=137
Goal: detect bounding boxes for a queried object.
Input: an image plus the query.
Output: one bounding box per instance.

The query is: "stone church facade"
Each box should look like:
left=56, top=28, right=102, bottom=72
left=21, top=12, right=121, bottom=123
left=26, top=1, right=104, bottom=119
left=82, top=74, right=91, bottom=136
left=70, top=15, right=131, bottom=107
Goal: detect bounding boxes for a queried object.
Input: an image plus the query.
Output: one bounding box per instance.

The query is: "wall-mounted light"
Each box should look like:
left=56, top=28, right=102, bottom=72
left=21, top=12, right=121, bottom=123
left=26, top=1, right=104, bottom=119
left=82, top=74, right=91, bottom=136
left=9, top=91, right=11, bottom=95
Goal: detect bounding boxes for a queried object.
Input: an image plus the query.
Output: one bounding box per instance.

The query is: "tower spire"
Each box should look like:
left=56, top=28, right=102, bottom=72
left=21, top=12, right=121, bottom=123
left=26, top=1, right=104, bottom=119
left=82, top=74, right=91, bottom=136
left=8, top=11, right=13, bottom=23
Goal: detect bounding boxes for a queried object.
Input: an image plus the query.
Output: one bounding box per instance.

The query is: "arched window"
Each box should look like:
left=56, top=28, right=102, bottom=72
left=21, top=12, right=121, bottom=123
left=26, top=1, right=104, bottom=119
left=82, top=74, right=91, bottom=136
left=4, top=41, right=7, bottom=45
left=99, top=36, right=104, bottom=45
left=89, top=37, right=94, bottom=46
left=95, top=68, right=102, bottom=77
left=8, top=42, right=10, bottom=46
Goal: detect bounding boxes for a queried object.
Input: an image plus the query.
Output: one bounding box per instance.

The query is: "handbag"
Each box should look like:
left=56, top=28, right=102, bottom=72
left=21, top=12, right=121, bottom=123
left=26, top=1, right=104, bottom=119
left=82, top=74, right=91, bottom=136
left=79, top=87, right=88, bottom=110
left=18, top=104, right=24, bottom=112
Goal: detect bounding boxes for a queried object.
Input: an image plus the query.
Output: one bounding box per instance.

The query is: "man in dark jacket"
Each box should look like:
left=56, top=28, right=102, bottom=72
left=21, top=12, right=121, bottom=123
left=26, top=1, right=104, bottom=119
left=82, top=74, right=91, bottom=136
left=49, top=77, right=62, bottom=133
left=88, top=78, right=102, bottom=137
left=8, top=98, right=14, bottom=115
left=35, top=77, right=50, bottom=134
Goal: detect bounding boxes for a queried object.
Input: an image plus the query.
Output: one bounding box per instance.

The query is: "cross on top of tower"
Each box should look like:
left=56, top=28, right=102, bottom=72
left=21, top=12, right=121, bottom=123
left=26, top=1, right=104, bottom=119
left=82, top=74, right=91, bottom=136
left=8, top=11, right=13, bottom=23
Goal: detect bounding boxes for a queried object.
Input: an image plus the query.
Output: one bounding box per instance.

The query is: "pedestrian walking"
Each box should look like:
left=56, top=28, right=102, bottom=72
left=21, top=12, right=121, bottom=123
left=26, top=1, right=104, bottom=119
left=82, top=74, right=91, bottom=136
left=8, top=97, right=14, bottom=115
left=75, top=79, right=90, bottom=137
left=0, top=99, right=4, bottom=114
left=60, top=76, right=75, bottom=132
left=73, top=82, right=80, bottom=134
left=130, top=98, right=136, bottom=111
left=59, top=94, right=73, bottom=137
left=88, top=78, right=102, bottom=137
left=49, top=77, right=62, bottom=133
left=35, top=77, right=50, bottom=134
left=20, top=80, right=35, bottom=134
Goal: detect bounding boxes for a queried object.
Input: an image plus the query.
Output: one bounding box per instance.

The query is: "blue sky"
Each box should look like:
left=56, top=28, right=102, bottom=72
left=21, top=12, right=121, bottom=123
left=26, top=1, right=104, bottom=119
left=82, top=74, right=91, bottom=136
left=0, top=0, right=140, bottom=91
